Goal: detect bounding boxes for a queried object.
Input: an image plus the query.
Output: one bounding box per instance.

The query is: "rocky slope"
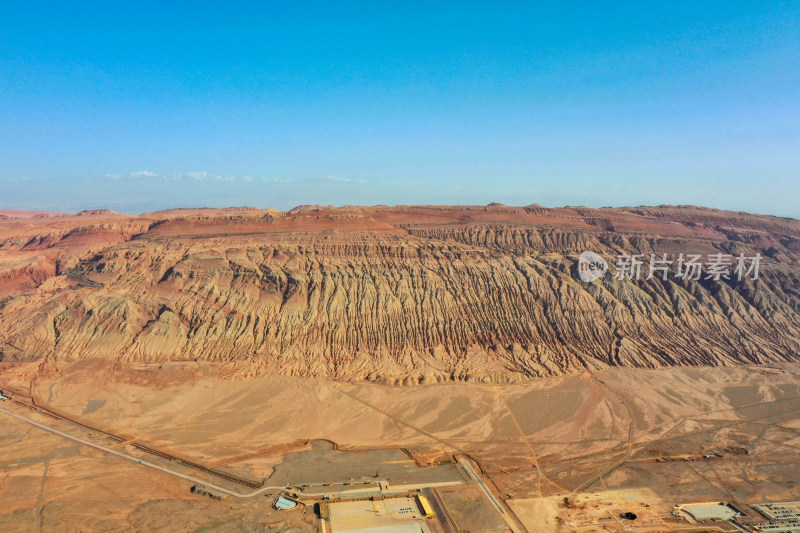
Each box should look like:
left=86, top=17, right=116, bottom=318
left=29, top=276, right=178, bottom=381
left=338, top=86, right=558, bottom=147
left=0, top=204, right=798, bottom=382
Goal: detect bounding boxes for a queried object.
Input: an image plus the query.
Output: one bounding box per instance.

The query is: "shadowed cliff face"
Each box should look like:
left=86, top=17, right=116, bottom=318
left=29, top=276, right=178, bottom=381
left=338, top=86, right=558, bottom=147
left=0, top=204, right=798, bottom=383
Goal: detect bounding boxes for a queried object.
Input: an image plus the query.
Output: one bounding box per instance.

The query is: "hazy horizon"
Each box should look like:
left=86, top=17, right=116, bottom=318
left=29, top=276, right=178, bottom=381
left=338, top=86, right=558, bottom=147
left=3, top=194, right=799, bottom=222
left=3, top=173, right=800, bottom=219
left=2, top=2, right=799, bottom=217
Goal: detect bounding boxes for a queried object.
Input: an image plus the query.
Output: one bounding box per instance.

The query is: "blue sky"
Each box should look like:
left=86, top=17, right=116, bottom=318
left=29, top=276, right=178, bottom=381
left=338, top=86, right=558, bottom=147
left=1, top=1, right=799, bottom=216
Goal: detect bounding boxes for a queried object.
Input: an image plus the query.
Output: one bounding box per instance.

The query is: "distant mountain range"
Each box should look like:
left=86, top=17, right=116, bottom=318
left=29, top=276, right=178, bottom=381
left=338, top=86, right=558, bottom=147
left=1, top=204, right=798, bottom=382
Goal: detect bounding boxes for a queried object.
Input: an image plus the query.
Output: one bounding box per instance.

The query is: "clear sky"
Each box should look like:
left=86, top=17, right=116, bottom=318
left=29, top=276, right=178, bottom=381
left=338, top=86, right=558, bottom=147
left=1, top=1, right=799, bottom=216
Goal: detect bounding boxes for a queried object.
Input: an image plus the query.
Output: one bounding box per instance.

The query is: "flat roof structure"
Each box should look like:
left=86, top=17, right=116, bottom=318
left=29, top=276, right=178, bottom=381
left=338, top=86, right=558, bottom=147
left=335, top=526, right=429, bottom=533
left=327, top=497, right=432, bottom=533
left=678, top=503, right=739, bottom=522
left=417, top=495, right=434, bottom=518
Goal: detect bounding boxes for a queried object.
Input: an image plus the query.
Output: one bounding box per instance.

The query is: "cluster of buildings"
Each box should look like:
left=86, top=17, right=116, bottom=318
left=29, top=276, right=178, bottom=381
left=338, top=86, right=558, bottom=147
left=750, top=503, right=800, bottom=532
left=674, top=501, right=800, bottom=532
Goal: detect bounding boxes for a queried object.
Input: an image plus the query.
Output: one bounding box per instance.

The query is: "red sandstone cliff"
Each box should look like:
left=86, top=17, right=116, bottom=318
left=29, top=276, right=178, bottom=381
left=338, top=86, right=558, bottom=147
left=0, top=204, right=798, bottom=382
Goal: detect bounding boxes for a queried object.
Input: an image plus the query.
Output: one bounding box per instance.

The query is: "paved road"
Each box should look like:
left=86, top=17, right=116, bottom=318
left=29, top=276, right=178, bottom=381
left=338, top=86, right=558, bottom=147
left=459, top=459, right=505, bottom=514
left=0, top=406, right=463, bottom=501
left=0, top=407, right=290, bottom=499
left=459, top=459, right=524, bottom=533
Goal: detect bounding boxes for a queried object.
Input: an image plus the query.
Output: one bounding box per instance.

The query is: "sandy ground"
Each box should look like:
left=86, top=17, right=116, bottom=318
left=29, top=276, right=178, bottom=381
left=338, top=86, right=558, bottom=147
left=509, top=489, right=687, bottom=533
left=437, top=484, right=510, bottom=532
left=508, top=496, right=559, bottom=533
left=2, top=362, right=800, bottom=530
left=0, top=414, right=317, bottom=532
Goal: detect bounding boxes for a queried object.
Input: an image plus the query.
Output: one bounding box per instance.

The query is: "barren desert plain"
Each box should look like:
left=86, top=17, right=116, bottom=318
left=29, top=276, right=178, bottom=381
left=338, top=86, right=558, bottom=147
left=1, top=204, right=799, bottom=531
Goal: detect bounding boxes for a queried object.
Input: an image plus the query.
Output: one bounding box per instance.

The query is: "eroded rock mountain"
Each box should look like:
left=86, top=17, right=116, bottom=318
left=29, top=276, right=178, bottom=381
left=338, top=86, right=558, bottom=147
left=1, top=204, right=798, bottom=382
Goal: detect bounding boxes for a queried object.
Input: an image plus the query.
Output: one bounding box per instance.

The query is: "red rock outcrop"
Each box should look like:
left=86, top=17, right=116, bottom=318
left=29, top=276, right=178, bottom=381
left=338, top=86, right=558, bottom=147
left=0, top=204, right=798, bottom=382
